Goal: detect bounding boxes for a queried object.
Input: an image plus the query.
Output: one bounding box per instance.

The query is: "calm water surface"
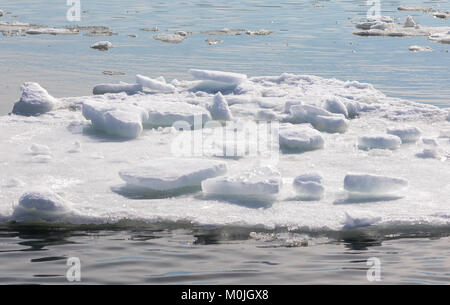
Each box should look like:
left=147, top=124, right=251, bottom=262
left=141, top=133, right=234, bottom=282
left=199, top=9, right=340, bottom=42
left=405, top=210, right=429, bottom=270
left=0, top=0, right=449, bottom=285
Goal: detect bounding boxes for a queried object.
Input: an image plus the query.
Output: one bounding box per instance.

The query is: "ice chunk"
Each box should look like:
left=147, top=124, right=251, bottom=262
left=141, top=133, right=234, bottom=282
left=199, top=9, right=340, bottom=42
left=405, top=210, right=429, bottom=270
left=29, top=144, right=51, bottom=156
left=26, top=27, right=78, bottom=35
left=279, top=123, right=324, bottom=152
left=343, top=213, right=381, bottom=230
left=90, top=41, right=113, bottom=51
left=189, top=69, right=247, bottom=84
left=416, top=148, right=442, bottom=159
left=202, top=166, right=282, bottom=200
left=344, top=174, right=408, bottom=196
left=143, top=101, right=211, bottom=128
left=12, top=82, right=58, bottom=116
left=409, top=45, right=433, bottom=52
left=428, top=31, right=450, bottom=44
left=207, top=92, right=233, bottom=121
left=119, top=158, right=227, bottom=191
left=398, top=6, right=432, bottom=12
left=422, top=138, right=438, bottom=146
left=82, top=99, right=148, bottom=139
left=284, top=100, right=302, bottom=113
left=256, top=109, right=278, bottom=121
left=136, top=74, right=176, bottom=93
left=0, top=10, right=3, bottom=17
left=358, top=134, right=402, bottom=150
left=386, top=126, right=421, bottom=143
left=12, top=190, right=74, bottom=221
left=323, top=96, right=349, bottom=118
left=93, top=83, right=142, bottom=95
left=293, top=173, right=325, bottom=200
left=153, top=33, right=185, bottom=43
left=404, top=16, right=416, bottom=28
left=289, top=104, right=349, bottom=133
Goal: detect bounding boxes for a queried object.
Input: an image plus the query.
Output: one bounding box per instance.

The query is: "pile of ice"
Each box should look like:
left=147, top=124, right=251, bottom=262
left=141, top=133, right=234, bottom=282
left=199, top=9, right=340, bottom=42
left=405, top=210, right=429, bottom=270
left=353, top=16, right=450, bottom=43
left=1, top=69, right=450, bottom=231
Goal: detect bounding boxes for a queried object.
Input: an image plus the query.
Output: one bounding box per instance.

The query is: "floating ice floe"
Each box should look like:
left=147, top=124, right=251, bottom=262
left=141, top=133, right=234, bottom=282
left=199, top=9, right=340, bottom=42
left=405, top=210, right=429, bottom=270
left=201, top=28, right=245, bottom=35
left=353, top=16, right=450, bottom=39
left=90, top=41, right=113, bottom=51
left=386, top=126, right=421, bottom=143
left=433, top=11, right=450, bottom=19
left=279, top=123, right=324, bottom=152
left=205, top=39, right=223, bottom=45
left=12, top=82, right=59, bottom=116
left=12, top=190, right=76, bottom=222
left=428, top=31, right=450, bottom=44
left=293, top=173, right=325, bottom=201
left=246, top=29, right=273, bottom=36
left=398, top=6, right=432, bottom=12
left=289, top=104, right=349, bottom=134
left=26, top=27, right=78, bottom=35
left=358, top=134, right=402, bottom=150
left=119, top=158, right=227, bottom=192
left=136, top=74, right=176, bottom=93
left=202, top=166, right=282, bottom=202
left=153, top=33, right=186, bottom=43
left=0, top=10, right=3, bottom=17
left=93, top=83, right=142, bottom=95
left=409, top=45, right=433, bottom=52
left=344, top=174, right=408, bottom=198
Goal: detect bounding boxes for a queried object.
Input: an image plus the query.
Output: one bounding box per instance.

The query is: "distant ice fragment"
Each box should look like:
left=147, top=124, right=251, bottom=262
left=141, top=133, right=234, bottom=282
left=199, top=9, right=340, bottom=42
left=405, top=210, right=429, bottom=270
left=344, top=174, right=408, bottom=196
left=136, top=74, right=176, bottom=93
left=201, top=166, right=282, bottom=200
left=90, top=41, right=113, bottom=51
left=207, top=92, right=233, bottom=121
left=398, top=6, right=432, bottom=12
left=12, top=82, right=58, bottom=116
left=153, top=33, right=185, bottom=43
left=386, top=126, right=421, bottom=143
left=279, top=123, right=325, bottom=152
left=409, top=45, right=433, bottom=52
left=93, top=83, right=142, bottom=95
left=293, top=173, right=325, bottom=200
left=119, top=158, right=227, bottom=191
left=358, top=134, right=402, bottom=150
left=189, top=69, right=247, bottom=84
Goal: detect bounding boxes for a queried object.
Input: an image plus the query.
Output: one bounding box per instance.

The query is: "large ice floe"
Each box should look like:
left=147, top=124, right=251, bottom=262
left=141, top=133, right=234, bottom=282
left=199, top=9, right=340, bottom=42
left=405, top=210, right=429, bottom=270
left=353, top=15, right=450, bottom=44
left=1, top=69, right=449, bottom=232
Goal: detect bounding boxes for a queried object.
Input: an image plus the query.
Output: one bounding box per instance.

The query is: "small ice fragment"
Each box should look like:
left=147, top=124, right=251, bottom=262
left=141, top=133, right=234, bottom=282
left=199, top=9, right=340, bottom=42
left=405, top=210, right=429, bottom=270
left=207, top=92, right=233, bottom=121
left=90, top=41, right=113, bottom=51
left=143, top=101, right=211, bottom=128
left=256, top=109, right=278, bottom=121
left=136, top=74, right=176, bottom=93
left=189, top=69, right=247, bottom=84
left=398, top=6, right=432, bottom=12
left=205, top=39, right=223, bottom=45
left=404, top=16, right=416, bottom=28
left=153, top=33, right=185, bottom=43
left=13, top=190, right=73, bottom=221
left=422, top=138, right=439, bottom=146
left=279, top=123, right=324, bottom=152
left=246, top=29, right=273, bottom=36
left=409, top=45, right=433, bottom=52
left=344, top=174, right=408, bottom=195
left=417, top=148, right=441, bottom=159
left=293, top=173, right=325, bottom=200
left=201, top=166, right=282, bottom=199
left=358, top=134, right=402, bottom=150
left=0, top=10, right=3, bottom=17
left=119, top=158, right=227, bottom=191
left=29, top=144, right=51, bottom=156
left=68, top=141, right=82, bottom=153
left=93, top=83, right=142, bottom=95
left=343, top=213, right=381, bottom=230
left=289, top=104, right=349, bottom=133
left=323, top=96, right=349, bottom=118
left=12, top=82, right=58, bottom=116
left=386, top=126, right=421, bottom=143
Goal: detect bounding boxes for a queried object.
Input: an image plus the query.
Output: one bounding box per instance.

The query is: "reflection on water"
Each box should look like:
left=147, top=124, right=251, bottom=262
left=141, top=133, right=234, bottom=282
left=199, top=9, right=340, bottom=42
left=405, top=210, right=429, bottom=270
left=0, top=223, right=449, bottom=284
left=0, top=0, right=449, bottom=115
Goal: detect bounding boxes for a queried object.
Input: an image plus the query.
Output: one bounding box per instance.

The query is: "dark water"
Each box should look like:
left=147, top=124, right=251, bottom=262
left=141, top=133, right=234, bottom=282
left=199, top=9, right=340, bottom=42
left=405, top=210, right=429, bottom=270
left=1, top=223, right=449, bottom=284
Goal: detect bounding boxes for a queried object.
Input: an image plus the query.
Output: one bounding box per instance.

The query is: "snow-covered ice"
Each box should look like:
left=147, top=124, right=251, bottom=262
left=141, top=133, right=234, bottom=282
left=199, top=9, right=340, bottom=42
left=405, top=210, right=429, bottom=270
left=293, top=173, right=325, bottom=201
left=279, top=123, right=324, bottom=152
left=344, top=174, right=409, bottom=197
left=119, top=158, right=227, bottom=191
left=386, top=126, right=421, bottom=143
left=93, top=83, right=142, bottom=95
left=207, top=92, right=233, bottom=121
left=189, top=69, right=247, bottom=84
left=12, top=82, right=59, bottom=116
left=90, top=41, right=113, bottom=51
left=136, top=74, right=176, bottom=93
left=289, top=104, right=349, bottom=133
left=1, top=69, right=449, bottom=231
left=358, top=134, right=402, bottom=150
